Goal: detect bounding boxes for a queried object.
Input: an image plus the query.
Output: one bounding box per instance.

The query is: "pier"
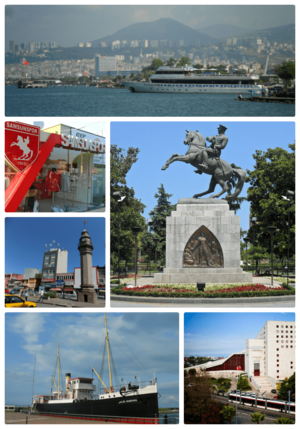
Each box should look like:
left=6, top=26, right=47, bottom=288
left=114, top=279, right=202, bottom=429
left=237, top=96, right=295, bottom=104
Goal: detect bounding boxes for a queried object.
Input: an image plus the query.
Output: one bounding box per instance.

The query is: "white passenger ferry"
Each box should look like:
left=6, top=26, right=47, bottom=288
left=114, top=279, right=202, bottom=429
left=122, top=65, right=262, bottom=94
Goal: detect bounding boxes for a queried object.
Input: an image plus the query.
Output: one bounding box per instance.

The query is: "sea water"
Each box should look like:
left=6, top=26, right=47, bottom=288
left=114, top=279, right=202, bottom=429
left=5, top=85, right=295, bottom=117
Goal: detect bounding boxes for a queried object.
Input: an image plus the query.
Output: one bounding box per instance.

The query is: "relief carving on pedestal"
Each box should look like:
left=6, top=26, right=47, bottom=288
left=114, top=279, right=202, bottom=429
left=183, top=225, right=224, bottom=268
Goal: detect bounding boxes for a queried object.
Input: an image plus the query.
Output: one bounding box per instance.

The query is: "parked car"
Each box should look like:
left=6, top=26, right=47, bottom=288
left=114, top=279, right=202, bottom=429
left=5, top=294, right=36, bottom=308
left=271, top=389, right=277, bottom=394
left=241, top=391, right=246, bottom=395
left=5, top=289, right=9, bottom=294
left=251, top=393, right=257, bottom=397
left=246, top=391, right=252, bottom=395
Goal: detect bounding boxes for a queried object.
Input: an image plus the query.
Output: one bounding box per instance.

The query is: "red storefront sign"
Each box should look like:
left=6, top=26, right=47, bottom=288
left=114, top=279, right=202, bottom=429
left=41, top=279, right=56, bottom=282
left=5, top=122, right=40, bottom=172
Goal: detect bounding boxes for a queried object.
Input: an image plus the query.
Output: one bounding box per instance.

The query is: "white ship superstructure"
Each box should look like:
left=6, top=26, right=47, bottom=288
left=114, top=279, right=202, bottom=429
left=122, top=65, right=262, bottom=94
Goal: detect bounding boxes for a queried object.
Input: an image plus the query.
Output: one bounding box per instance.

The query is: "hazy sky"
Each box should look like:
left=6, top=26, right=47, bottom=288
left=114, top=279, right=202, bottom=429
left=5, top=312, right=179, bottom=406
left=5, top=5, right=295, bottom=49
left=184, top=313, right=295, bottom=357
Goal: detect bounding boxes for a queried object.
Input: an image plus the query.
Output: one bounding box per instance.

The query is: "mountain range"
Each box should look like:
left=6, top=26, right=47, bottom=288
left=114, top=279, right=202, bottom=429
left=91, top=18, right=295, bottom=46
left=91, top=18, right=216, bottom=46
left=198, top=24, right=253, bottom=38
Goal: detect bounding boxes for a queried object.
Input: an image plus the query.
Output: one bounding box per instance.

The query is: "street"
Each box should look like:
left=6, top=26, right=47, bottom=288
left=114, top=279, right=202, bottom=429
left=111, top=299, right=294, bottom=308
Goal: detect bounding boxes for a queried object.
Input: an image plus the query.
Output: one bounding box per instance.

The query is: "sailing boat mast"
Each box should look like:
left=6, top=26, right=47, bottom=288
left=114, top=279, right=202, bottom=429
left=104, top=314, right=113, bottom=391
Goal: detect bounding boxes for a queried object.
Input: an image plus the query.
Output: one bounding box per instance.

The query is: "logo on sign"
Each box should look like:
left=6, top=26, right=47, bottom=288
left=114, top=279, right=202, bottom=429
left=5, top=122, right=40, bottom=173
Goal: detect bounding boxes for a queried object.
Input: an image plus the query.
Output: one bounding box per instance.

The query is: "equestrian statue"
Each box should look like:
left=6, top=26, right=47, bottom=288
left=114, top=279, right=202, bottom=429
left=161, top=125, right=246, bottom=201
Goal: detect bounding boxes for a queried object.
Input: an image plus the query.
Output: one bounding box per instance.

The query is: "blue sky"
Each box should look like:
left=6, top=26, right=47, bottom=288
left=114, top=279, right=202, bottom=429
left=184, top=312, right=295, bottom=357
left=5, top=218, right=105, bottom=274
left=5, top=312, right=179, bottom=407
left=111, top=121, right=295, bottom=234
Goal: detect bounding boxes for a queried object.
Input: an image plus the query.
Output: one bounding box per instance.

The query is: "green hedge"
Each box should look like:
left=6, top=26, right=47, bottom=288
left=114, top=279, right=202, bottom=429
left=112, top=289, right=295, bottom=299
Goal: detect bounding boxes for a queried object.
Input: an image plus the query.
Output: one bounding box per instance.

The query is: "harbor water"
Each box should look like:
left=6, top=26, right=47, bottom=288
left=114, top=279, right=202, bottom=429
left=5, top=85, right=295, bottom=117
left=159, top=412, right=179, bottom=424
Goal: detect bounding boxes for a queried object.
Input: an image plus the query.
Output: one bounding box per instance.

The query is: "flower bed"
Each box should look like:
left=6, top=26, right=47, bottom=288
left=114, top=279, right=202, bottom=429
left=111, top=283, right=294, bottom=299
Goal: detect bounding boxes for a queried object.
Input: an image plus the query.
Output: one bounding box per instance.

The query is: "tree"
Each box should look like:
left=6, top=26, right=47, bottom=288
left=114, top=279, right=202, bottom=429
left=110, top=145, right=146, bottom=273
left=237, top=375, right=251, bottom=391
left=140, top=184, right=175, bottom=271
left=274, top=417, right=295, bottom=424
left=35, top=273, right=42, bottom=279
left=273, top=61, right=295, bottom=87
left=250, top=412, right=265, bottom=424
left=189, top=368, right=196, bottom=376
left=184, top=370, right=222, bottom=424
left=277, top=373, right=295, bottom=401
left=166, top=57, right=176, bottom=66
left=149, top=58, right=164, bottom=70
left=220, top=405, right=236, bottom=424
left=177, top=56, right=191, bottom=67
left=241, top=242, right=269, bottom=273
left=246, top=144, right=295, bottom=264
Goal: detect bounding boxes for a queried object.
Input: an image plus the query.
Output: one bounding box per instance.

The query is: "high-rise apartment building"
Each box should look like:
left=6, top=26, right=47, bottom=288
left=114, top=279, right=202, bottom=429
left=95, top=55, right=117, bottom=77
left=9, top=40, right=15, bottom=52
left=41, top=242, right=68, bottom=287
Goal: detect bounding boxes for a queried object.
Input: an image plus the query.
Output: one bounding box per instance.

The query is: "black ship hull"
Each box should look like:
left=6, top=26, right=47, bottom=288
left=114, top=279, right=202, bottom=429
left=36, top=392, right=159, bottom=423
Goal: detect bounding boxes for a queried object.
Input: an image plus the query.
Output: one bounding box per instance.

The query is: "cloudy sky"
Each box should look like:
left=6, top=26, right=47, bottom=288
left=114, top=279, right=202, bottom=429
left=5, top=5, right=295, bottom=49
left=5, top=312, right=179, bottom=407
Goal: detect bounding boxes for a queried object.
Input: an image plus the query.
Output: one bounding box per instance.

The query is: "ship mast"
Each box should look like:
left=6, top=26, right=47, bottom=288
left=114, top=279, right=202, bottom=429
left=104, top=314, right=113, bottom=392
left=57, top=342, right=60, bottom=395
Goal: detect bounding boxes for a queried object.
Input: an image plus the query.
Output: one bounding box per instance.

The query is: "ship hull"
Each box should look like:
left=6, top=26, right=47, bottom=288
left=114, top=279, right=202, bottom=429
left=36, top=392, right=159, bottom=423
left=122, top=81, right=262, bottom=94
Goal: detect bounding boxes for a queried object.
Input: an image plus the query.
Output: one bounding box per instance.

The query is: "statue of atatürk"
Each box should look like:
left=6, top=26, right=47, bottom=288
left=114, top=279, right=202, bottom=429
left=161, top=125, right=246, bottom=201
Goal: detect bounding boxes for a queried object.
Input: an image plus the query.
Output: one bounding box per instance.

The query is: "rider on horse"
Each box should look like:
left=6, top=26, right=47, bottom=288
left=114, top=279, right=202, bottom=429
left=199, top=124, right=228, bottom=170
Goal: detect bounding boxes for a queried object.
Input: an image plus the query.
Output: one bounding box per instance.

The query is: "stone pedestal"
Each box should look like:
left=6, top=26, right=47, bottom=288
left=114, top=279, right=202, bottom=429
left=154, top=198, right=252, bottom=284
left=77, top=287, right=97, bottom=304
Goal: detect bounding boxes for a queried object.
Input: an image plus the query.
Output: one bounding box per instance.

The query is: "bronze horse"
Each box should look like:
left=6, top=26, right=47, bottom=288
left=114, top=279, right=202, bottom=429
left=161, top=130, right=246, bottom=201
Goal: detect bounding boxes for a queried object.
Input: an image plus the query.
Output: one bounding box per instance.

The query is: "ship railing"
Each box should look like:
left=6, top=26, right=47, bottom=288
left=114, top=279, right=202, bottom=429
left=36, top=410, right=178, bottom=424
left=98, top=379, right=155, bottom=394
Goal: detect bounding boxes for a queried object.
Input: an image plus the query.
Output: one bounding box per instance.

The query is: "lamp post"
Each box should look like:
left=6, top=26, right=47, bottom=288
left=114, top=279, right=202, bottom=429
left=243, top=236, right=251, bottom=272
left=266, top=226, right=277, bottom=286
left=148, top=218, right=153, bottom=277
left=113, top=191, right=126, bottom=286
left=153, top=236, right=159, bottom=274
left=282, top=191, right=294, bottom=287
left=251, top=217, right=257, bottom=274
left=132, top=226, right=142, bottom=287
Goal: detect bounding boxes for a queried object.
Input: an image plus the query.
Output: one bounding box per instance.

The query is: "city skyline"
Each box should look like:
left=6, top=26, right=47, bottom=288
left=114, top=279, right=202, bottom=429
left=5, top=5, right=295, bottom=49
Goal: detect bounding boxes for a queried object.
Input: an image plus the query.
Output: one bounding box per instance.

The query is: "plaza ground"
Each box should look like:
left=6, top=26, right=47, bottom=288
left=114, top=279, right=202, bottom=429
left=5, top=413, right=118, bottom=424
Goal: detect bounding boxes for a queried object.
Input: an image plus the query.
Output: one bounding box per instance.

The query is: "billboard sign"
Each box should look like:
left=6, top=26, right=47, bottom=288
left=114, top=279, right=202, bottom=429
left=5, top=122, right=40, bottom=172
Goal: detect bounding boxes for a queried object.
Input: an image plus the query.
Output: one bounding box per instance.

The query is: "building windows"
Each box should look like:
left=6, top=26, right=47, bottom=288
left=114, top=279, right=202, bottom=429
left=281, top=346, right=284, bottom=348
left=277, top=349, right=279, bottom=351
left=291, top=346, right=293, bottom=348
left=276, top=325, right=279, bottom=328
left=277, top=370, right=279, bottom=373
left=276, top=340, right=279, bottom=343
left=277, top=354, right=279, bottom=357
left=277, top=364, right=279, bottom=367
left=277, top=359, right=279, bottom=362
left=286, top=345, right=289, bottom=348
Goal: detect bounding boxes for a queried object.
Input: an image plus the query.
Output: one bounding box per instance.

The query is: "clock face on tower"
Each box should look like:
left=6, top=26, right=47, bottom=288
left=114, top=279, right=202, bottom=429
left=81, top=238, right=86, bottom=243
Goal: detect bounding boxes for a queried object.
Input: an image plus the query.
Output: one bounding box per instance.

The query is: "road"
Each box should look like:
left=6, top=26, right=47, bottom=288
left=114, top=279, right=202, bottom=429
left=111, top=299, right=294, bottom=308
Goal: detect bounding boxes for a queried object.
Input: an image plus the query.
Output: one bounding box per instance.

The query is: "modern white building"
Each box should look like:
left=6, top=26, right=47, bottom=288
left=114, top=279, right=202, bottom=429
left=41, top=243, right=68, bottom=287
left=188, top=320, right=295, bottom=392
left=245, top=321, right=295, bottom=390
left=95, top=55, right=117, bottom=77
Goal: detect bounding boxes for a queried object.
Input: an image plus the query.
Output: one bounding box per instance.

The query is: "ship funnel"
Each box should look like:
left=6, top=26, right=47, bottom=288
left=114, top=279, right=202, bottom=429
left=65, top=373, right=71, bottom=395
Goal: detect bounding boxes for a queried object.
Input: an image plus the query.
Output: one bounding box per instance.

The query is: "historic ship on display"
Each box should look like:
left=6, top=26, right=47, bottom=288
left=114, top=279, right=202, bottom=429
left=32, top=315, right=159, bottom=423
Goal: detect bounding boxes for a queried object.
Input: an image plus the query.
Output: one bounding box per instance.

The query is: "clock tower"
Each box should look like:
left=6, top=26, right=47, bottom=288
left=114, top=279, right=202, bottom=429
left=77, top=227, right=97, bottom=303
